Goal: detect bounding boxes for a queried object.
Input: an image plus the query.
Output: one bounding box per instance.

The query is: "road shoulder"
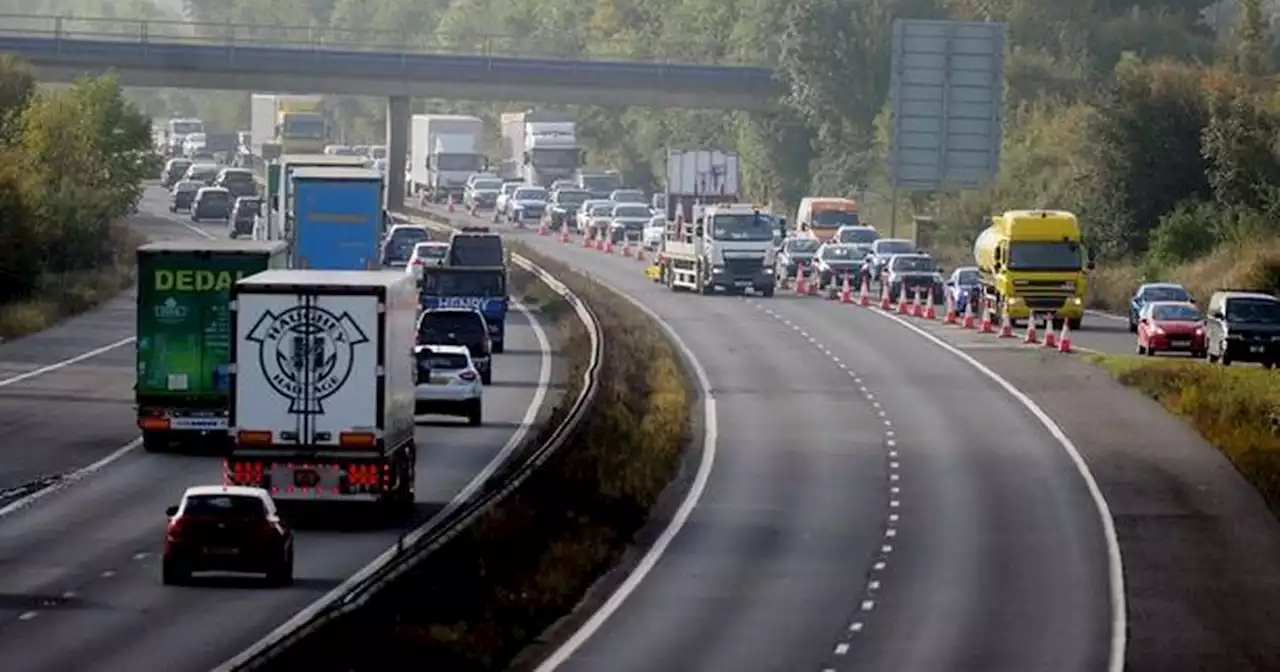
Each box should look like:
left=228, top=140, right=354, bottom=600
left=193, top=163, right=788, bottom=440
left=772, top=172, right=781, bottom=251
left=961, top=347, right=1280, bottom=672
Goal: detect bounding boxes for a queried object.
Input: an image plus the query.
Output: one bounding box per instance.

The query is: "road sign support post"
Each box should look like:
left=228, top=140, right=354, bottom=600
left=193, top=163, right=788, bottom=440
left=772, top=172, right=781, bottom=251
left=888, top=20, right=1006, bottom=219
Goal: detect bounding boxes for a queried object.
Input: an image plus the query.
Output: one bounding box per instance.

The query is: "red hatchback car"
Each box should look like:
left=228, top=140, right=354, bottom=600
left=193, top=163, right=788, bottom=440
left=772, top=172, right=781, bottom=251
left=1136, top=301, right=1206, bottom=357
left=162, top=485, right=294, bottom=586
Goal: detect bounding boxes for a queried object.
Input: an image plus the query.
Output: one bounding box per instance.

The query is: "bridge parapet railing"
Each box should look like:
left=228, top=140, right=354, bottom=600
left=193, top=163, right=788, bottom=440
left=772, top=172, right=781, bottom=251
left=0, top=13, right=771, bottom=67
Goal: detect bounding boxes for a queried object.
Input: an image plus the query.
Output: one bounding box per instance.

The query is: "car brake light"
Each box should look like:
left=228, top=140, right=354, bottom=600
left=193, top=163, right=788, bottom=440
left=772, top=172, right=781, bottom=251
left=458, top=370, right=477, bottom=382
left=166, top=517, right=186, bottom=538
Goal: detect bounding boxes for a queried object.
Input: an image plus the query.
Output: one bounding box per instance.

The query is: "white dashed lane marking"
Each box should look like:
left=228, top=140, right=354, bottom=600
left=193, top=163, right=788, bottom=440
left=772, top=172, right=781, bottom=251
left=743, top=298, right=902, bottom=667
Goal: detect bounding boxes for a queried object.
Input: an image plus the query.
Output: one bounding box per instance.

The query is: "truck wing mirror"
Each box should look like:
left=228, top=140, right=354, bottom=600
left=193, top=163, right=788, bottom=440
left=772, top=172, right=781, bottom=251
left=166, top=505, right=179, bottom=517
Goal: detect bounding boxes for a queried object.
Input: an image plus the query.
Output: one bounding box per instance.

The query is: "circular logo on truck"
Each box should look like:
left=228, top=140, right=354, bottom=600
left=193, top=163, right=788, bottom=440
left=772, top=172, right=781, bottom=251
left=246, top=306, right=369, bottom=414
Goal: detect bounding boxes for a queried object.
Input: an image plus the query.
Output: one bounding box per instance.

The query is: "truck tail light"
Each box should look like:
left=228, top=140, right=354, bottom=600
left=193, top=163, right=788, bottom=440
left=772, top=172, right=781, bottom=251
left=237, top=430, right=272, bottom=445
left=139, top=416, right=170, bottom=431
left=339, top=431, right=377, bottom=448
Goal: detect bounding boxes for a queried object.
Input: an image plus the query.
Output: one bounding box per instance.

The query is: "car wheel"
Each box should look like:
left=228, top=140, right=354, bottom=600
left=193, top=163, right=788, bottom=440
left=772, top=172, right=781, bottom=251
left=1136, top=341, right=1145, bottom=355
left=481, top=368, right=492, bottom=385
left=1128, top=320, right=1137, bottom=333
left=267, top=550, right=294, bottom=587
left=1068, top=317, right=1083, bottom=331
left=492, top=339, right=504, bottom=354
left=1264, top=360, right=1275, bottom=370
left=161, top=558, right=188, bottom=586
left=467, top=400, right=483, bottom=427
left=1207, top=349, right=1219, bottom=364
left=760, top=286, right=775, bottom=298
left=191, top=215, right=199, bottom=222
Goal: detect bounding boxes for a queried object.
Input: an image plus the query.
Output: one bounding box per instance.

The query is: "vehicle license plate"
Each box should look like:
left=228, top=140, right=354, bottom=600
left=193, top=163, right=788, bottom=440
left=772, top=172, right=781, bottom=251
left=204, top=547, right=239, bottom=556
left=1171, top=339, right=1190, bottom=347
left=294, top=469, right=320, bottom=488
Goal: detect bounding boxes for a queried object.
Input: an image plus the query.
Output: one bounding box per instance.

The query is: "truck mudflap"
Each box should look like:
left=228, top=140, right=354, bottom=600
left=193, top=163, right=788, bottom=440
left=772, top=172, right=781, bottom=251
left=224, top=447, right=415, bottom=503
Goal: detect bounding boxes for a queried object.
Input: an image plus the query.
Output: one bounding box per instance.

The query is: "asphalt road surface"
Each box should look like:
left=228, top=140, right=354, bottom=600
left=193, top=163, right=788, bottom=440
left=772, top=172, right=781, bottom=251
left=417, top=207, right=1115, bottom=672
left=0, top=186, right=563, bottom=672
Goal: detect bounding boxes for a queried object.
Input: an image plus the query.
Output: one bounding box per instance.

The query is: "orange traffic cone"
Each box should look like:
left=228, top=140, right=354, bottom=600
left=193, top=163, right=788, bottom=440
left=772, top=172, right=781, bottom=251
left=997, top=311, right=1014, bottom=338
left=880, top=283, right=891, bottom=310
left=635, top=247, right=645, bottom=262
left=537, top=220, right=548, bottom=236
left=1023, top=314, right=1039, bottom=344
left=943, top=292, right=957, bottom=324
left=622, top=243, right=632, bottom=257
left=583, top=233, right=594, bottom=248
left=897, top=289, right=910, bottom=314
left=924, top=288, right=937, bottom=319
left=470, top=202, right=479, bottom=217
left=807, top=276, right=819, bottom=296
left=603, top=238, right=613, bottom=253
left=1043, top=322, right=1058, bottom=349
left=978, top=308, right=992, bottom=333
left=912, top=289, right=925, bottom=318
left=1058, top=322, right=1073, bottom=353
left=839, top=276, right=853, bottom=303
left=447, top=194, right=455, bottom=212
left=795, top=267, right=807, bottom=295
left=561, top=228, right=571, bottom=243
left=961, top=301, right=976, bottom=329
left=858, top=276, right=871, bottom=307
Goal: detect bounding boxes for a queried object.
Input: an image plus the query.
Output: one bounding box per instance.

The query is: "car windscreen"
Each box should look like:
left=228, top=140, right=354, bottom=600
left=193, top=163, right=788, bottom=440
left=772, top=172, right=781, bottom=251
left=590, top=204, right=613, bottom=216
left=472, top=179, right=502, bottom=191
left=513, top=188, right=547, bottom=200
left=1227, top=298, right=1280, bottom=324
left=200, top=191, right=230, bottom=204
left=580, top=175, right=621, bottom=192
left=220, top=171, right=254, bottom=184
left=955, top=269, right=980, bottom=286
left=422, top=352, right=470, bottom=369
left=236, top=200, right=261, bottom=215
left=391, top=227, right=430, bottom=247
left=837, top=228, right=877, bottom=244
left=167, top=161, right=191, bottom=174
left=710, top=213, right=774, bottom=241
left=613, top=205, right=651, bottom=218
left=820, top=246, right=859, bottom=260
left=812, top=210, right=859, bottom=229
left=875, top=240, right=915, bottom=255
left=891, top=256, right=936, bottom=272
left=555, top=191, right=589, bottom=206
left=418, top=313, right=485, bottom=342
left=184, top=494, right=265, bottom=519
left=176, top=182, right=201, bottom=192
left=1151, top=304, right=1202, bottom=321
left=414, top=243, right=448, bottom=259
left=423, top=269, right=505, bottom=296
left=501, top=183, right=522, bottom=195
left=786, top=239, right=821, bottom=253
left=447, top=236, right=504, bottom=266
left=612, top=191, right=645, bottom=202
left=1141, top=286, right=1191, bottom=303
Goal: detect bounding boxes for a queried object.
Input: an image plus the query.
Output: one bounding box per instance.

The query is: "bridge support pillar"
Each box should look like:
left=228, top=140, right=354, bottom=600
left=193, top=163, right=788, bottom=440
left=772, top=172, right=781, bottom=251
left=385, top=95, right=410, bottom=210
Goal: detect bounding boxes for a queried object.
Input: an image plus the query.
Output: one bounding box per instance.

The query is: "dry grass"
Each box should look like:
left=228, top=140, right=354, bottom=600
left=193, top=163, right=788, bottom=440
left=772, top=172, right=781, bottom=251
left=1088, top=239, right=1280, bottom=311
left=262, top=242, right=694, bottom=671
left=1090, top=354, right=1280, bottom=513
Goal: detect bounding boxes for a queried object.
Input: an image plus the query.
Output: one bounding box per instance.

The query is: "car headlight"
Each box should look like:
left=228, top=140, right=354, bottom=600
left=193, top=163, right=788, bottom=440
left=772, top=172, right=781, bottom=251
left=712, top=265, right=724, bottom=274
left=763, top=267, right=773, bottom=274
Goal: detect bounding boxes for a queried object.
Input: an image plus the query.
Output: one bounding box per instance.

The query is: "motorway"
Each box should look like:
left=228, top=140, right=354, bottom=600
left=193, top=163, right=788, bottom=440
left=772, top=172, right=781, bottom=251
left=417, top=206, right=1116, bottom=672
left=0, top=186, right=563, bottom=672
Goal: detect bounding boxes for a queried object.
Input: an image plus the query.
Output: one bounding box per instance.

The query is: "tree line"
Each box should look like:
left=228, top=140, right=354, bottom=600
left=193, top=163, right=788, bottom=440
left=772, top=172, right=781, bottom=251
left=76, top=0, right=1279, bottom=294
left=0, top=55, right=154, bottom=304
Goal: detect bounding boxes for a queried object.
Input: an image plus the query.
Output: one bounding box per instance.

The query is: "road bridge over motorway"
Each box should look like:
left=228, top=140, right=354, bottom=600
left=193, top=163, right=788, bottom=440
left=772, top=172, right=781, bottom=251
left=0, top=13, right=783, bottom=206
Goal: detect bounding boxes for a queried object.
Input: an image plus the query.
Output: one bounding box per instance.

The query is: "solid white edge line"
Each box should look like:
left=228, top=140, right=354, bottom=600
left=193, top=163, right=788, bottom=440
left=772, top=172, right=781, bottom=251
left=533, top=275, right=717, bottom=672
left=0, top=438, right=142, bottom=518
left=1086, top=309, right=1128, bottom=323
left=0, top=337, right=137, bottom=388
left=212, top=297, right=554, bottom=672
left=865, top=306, right=1126, bottom=672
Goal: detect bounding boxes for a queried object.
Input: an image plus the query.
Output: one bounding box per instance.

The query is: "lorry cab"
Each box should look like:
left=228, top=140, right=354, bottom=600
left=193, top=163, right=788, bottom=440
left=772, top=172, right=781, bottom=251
left=974, top=209, right=1093, bottom=329
left=657, top=203, right=776, bottom=296
left=796, top=197, right=860, bottom=243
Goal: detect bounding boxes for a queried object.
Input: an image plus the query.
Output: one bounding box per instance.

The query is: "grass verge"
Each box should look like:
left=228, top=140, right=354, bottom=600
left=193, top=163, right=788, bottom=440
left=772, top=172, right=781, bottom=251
left=1088, top=239, right=1280, bottom=312
left=259, top=242, right=693, bottom=671
left=1089, top=354, right=1280, bottom=513
left=0, top=225, right=145, bottom=340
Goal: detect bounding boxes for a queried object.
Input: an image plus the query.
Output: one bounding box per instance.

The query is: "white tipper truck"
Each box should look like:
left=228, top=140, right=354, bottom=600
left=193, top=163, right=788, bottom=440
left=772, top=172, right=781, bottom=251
left=499, top=110, right=583, bottom=187
left=654, top=202, right=777, bottom=297
left=409, top=114, right=485, bottom=203
left=226, top=270, right=418, bottom=512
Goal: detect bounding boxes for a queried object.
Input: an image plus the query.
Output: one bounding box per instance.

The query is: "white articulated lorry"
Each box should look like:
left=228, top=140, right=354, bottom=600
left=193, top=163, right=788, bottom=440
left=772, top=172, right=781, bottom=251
left=499, top=110, right=583, bottom=187
left=409, top=114, right=485, bottom=203
left=226, top=270, right=418, bottom=512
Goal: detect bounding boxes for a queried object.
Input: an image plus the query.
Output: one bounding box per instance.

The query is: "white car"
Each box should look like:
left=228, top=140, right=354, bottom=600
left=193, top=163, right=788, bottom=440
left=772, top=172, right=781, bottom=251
left=608, top=189, right=647, bottom=204
left=643, top=215, right=666, bottom=250
left=406, top=241, right=449, bottom=282
left=607, top=203, right=654, bottom=244
left=413, top=344, right=483, bottom=426
left=580, top=202, right=615, bottom=237
left=577, top=199, right=613, bottom=232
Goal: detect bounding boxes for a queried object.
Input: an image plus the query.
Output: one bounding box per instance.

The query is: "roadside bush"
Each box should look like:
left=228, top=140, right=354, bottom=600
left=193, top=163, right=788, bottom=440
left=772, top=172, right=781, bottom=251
left=261, top=243, right=693, bottom=671
left=0, top=57, right=152, bottom=338
left=1092, top=355, right=1280, bottom=513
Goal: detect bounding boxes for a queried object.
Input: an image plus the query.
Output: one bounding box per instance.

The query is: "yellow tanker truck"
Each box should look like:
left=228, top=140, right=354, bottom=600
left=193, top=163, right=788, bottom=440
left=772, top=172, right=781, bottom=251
left=973, top=209, right=1093, bottom=330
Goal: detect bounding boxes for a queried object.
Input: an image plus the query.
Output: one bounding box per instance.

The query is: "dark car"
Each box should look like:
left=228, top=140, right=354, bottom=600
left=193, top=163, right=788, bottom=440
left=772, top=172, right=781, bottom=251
left=416, top=308, right=493, bottom=384
left=161, top=485, right=293, bottom=586
left=162, top=158, right=192, bottom=188
left=191, top=187, right=233, bottom=222
left=865, top=238, right=917, bottom=284
left=169, top=180, right=202, bottom=212
left=813, top=243, right=864, bottom=288
left=1128, top=282, right=1193, bottom=332
left=884, top=253, right=944, bottom=303
left=1204, top=291, right=1280, bottom=368
left=546, top=188, right=589, bottom=230
left=447, top=228, right=506, bottom=267
left=215, top=168, right=259, bottom=198
left=382, top=225, right=431, bottom=267
left=775, top=237, right=821, bottom=278
left=228, top=197, right=260, bottom=238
